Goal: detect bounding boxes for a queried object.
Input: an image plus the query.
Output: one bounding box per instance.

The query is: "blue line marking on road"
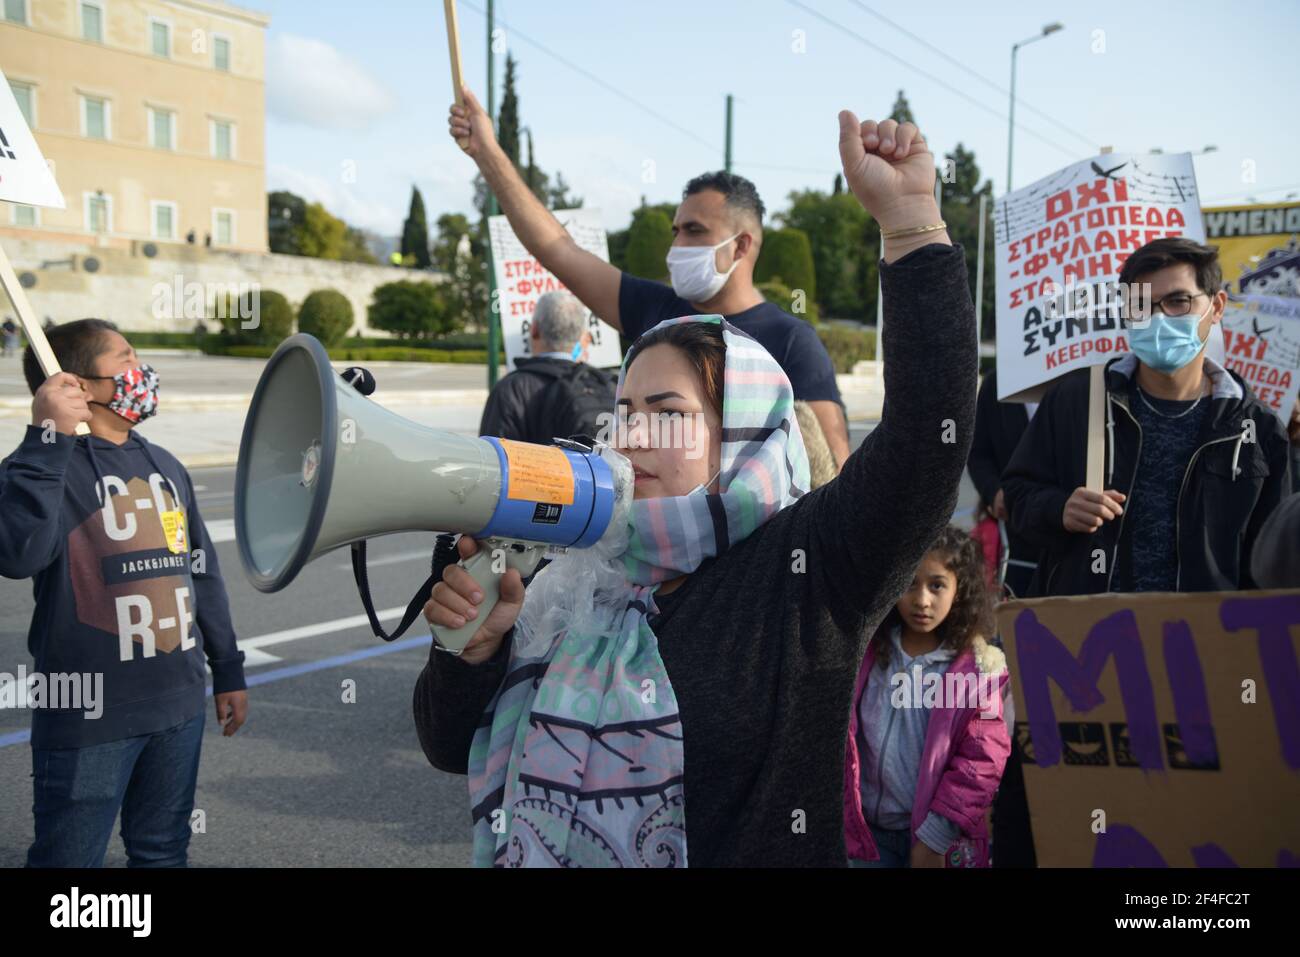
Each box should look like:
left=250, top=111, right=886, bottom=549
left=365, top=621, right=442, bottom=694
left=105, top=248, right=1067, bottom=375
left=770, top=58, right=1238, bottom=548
left=0, top=634, right=434, bottom=750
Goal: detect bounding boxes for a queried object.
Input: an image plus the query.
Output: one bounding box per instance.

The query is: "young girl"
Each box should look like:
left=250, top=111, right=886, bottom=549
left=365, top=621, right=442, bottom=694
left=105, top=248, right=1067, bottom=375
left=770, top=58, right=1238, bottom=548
left=844, top=526, right=1011, bottom=868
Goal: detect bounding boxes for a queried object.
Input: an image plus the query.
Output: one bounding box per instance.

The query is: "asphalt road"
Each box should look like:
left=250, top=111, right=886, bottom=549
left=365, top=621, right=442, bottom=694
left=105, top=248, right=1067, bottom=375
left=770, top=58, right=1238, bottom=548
left=0, top=425, right=977, bottom=867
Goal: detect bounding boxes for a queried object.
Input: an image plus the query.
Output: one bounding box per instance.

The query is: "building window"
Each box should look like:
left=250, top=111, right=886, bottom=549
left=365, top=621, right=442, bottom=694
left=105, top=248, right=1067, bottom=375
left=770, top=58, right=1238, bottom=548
left=150, top=19, right=170, bottom=57
left=3, top=1, right=27, bottom=25
left=85, top=193, right=113, bottom=234
left=80, top=1, right=103, bottom=42
left=9, top=81, right=33, bottom=127
left=12, top=205, right=37, bottom=227
left=81, top=95, right=110, bottom=139
left=151, top=201, right=177, bottom=240
left=213, top=209, right=234, bottom=246
left=214, top=36, right=231, bottom=71
left=211, top=119, right=233, bottom=160
left=149, top=108, right=175, bottom=150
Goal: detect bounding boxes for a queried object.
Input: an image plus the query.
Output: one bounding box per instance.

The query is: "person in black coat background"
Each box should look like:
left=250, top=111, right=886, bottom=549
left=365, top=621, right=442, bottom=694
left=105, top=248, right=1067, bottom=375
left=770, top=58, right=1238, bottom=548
left=477, top=291, right=611, bottom=445
left=967, top=368, right=1039, bottom=597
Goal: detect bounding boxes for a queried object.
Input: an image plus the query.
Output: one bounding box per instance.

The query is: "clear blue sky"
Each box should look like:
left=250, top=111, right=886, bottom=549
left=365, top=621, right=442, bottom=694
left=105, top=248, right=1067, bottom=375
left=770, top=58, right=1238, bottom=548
left=247, top=0, right=1300, bottom=237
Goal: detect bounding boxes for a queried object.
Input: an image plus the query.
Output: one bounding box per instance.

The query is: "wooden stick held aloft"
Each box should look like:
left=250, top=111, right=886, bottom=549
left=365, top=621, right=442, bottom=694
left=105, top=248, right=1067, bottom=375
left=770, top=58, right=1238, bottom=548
left=0, top=240, right=90, bottom=435
left=444, top=0, right=470, bottom=151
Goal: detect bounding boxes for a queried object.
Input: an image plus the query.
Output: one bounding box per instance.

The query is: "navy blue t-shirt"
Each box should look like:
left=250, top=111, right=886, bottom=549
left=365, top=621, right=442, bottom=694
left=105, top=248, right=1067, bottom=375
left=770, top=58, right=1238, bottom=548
left=618, top=273, right=843, bottom=405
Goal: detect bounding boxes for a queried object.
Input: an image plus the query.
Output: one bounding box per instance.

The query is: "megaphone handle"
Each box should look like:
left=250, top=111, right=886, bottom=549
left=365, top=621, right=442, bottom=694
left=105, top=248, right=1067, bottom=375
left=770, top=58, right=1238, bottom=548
left=433, top=541, right=546, bottom=654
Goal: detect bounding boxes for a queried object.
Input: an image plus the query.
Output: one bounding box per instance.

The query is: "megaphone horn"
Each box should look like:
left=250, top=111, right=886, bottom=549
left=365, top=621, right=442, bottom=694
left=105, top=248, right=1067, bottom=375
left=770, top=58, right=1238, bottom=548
left=234, top=334, right=618, bottom=650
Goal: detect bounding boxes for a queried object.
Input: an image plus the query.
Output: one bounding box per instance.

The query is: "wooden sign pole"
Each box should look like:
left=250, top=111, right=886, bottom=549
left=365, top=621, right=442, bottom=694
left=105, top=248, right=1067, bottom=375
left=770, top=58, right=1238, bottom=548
left=444, top=0, right=470, bottom=150
left=0, top=239, right=90, bottom=435
left=1083, top=145, right=1116, bottom=492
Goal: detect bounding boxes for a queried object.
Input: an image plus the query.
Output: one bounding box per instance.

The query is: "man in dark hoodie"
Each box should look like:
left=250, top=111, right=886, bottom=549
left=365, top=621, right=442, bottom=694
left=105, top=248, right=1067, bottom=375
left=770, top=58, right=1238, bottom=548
left=1002, top=238, right=1291, bottom=596
left=1, top=319, right=247, bottom=867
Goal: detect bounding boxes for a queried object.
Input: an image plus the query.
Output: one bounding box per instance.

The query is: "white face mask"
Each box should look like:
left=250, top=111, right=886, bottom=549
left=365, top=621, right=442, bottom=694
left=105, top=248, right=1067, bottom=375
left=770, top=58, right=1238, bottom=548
left=667, top=233, right=740, bottom=303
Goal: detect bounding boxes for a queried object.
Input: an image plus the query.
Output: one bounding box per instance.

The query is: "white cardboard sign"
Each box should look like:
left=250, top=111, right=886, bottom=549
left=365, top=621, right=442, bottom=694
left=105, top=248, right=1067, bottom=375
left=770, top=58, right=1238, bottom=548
left=994, top=153, right=1206, bottom=401
left=488, top=207, right=622, bottom=369
left=1220, top=294, right=1300, bottom=423
left=0, top=66, right=65, bottom=209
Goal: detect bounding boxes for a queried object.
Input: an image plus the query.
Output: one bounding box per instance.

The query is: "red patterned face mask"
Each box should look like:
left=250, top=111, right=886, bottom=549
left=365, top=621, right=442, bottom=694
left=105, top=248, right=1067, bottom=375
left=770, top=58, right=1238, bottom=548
left=86, top=365, right=161, bottom=423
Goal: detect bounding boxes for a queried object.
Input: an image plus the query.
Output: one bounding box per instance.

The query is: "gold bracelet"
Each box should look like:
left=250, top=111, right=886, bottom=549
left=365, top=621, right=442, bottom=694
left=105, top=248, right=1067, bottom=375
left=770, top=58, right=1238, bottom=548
left=881, top=221, right=947, bottom=240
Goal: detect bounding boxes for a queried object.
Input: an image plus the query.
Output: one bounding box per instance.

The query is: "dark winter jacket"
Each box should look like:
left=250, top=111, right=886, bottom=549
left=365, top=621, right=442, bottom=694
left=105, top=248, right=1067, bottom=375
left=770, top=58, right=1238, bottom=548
left=1002, top=353, right=1291, bottom=596
left=478, top=355, right=616, bottom=446
left=967, top=369, right=1037, bottom=588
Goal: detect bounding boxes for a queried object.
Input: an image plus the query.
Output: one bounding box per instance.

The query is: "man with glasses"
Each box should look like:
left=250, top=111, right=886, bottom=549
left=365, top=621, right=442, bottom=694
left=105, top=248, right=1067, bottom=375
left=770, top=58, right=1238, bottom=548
left=1001, top=237, right=1291, bottom=596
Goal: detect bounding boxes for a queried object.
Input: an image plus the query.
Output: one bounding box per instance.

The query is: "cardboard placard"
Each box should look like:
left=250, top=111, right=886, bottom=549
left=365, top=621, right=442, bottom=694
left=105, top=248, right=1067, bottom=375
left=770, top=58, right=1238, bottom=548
left=488, top=208, right=622, bottom=369
left=998, top=590, right=1300, bottom=867
left=0, top=65, right=65, bottom=209
left=994, top=153, right=1206, bottom=401
left=1220, top=295, right=1300, bottom=421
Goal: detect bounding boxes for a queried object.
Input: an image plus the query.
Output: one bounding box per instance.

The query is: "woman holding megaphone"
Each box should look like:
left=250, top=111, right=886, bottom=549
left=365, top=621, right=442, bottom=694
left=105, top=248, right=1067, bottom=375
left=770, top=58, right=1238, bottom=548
left=415, top=111, right=977, bottom=867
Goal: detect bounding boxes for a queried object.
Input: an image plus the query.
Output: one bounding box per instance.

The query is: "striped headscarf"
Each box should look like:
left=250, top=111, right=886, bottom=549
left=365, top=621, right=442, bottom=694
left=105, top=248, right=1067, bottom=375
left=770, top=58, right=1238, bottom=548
left=466, top=315, right=810, bottom=867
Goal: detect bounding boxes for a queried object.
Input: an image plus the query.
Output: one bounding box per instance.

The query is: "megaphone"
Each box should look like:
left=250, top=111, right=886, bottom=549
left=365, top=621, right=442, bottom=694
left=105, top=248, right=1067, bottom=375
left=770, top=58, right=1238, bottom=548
left=234, top=333, right=618, bottom=651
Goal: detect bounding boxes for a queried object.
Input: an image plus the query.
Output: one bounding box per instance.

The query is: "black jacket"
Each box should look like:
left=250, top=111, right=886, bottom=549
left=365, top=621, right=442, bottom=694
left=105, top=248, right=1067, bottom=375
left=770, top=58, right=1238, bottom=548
left=1002, top=354, right=1291, bottom=596
left=968, top=369, right=1030, bottom=509
left=968, top=369, right=1038, bottom=589
left=477, top=356, right=579, bottom=443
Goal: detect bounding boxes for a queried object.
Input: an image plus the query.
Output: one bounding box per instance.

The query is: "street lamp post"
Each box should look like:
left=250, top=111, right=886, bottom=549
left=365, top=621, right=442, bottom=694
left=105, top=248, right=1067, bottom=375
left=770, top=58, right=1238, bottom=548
left=1007, top=22, right=1063, bottom=194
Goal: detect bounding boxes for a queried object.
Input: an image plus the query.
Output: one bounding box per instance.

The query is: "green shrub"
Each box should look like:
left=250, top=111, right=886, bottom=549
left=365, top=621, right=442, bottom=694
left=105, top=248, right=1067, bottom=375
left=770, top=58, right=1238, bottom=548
left=121, top=331, right=204, bottom=349
left=204, top=342, right=489, bottom=364
left=757, top=278, right=820, bottom=323
left=298, top=289, right=354, bottom=348
left=755, top=228, right=816, bottom=302
left=212, top=288, right=294, bottom=346
left=339, top=331, right=488, bottom=351
left=625, top=207, right=673, bottom=281
left=369, top=280, right=453, bottom=338
left=815, top=324, right=875, bottom=373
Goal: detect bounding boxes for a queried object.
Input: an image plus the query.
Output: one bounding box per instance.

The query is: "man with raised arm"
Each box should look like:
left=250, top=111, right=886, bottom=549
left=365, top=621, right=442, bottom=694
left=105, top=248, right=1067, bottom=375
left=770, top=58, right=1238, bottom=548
left=449, top=88, right=852, bottom=468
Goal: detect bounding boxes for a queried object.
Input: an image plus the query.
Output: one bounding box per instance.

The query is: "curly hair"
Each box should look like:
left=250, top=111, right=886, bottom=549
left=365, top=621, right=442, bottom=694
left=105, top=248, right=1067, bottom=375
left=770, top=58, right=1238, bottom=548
left=872, top=525, right=995, bottom=670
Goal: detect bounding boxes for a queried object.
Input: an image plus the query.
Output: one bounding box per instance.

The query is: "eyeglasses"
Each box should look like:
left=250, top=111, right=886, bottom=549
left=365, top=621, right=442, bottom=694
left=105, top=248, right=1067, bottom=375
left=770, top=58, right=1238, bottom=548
left=1124, top=290, right=1208, bottom=321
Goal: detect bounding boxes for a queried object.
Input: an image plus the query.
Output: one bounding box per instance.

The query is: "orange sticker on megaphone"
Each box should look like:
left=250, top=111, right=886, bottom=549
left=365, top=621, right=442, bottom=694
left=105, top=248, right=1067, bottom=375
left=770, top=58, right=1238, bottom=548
left=499, top=439, right=575, bottom=505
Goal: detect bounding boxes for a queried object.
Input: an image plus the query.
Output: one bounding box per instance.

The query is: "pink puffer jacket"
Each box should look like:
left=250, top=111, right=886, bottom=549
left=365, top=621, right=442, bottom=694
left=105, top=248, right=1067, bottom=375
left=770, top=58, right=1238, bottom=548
left=843, top=633, right=1012, bottom=865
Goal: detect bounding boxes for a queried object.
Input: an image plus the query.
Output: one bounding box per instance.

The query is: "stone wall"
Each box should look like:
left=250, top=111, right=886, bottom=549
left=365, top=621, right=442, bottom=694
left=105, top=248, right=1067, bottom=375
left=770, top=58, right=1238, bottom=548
left=0, top=236, right=444, bottom=335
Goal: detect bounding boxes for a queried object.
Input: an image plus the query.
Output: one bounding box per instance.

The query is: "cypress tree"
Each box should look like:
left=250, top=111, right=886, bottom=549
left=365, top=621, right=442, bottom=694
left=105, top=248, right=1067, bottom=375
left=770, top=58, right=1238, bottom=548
left=497, top=53, right=521, bottom=167
left=401, top=186, right=431, bottom=269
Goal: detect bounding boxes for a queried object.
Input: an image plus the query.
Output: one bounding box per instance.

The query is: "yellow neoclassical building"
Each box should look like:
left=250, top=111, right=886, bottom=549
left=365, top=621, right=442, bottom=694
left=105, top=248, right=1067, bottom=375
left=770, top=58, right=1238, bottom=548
left=1, top=0, right=269, bottom=252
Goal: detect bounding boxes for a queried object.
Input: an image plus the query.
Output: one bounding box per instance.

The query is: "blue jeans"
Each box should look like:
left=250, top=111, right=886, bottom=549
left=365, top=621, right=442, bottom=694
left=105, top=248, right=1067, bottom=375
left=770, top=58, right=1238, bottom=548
left=850, top=824, right=912, bottom=868
left=27, top=712, right=205, bottom=868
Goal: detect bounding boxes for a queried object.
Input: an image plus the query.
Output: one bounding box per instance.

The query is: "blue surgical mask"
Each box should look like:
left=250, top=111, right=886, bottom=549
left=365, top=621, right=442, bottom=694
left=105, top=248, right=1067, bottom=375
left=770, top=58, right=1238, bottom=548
left=1128, top=303, right=1211, bottom=373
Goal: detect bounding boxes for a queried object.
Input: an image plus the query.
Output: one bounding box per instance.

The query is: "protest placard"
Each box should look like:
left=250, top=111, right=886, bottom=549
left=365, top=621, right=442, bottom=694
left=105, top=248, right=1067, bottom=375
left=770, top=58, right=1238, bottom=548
left=998, top=590, right=1300, bottom=867
left=0, top=66, right=86, bottom=431
left=1204, top=201, right=1300, bottom=297
left=994, top=153, right=1206, bottom=401
left=488, top=208, right=622, bottom=369
left=1220, top=295, right=1300, bottom=422
left=0, top=66, right=65, bottom=209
